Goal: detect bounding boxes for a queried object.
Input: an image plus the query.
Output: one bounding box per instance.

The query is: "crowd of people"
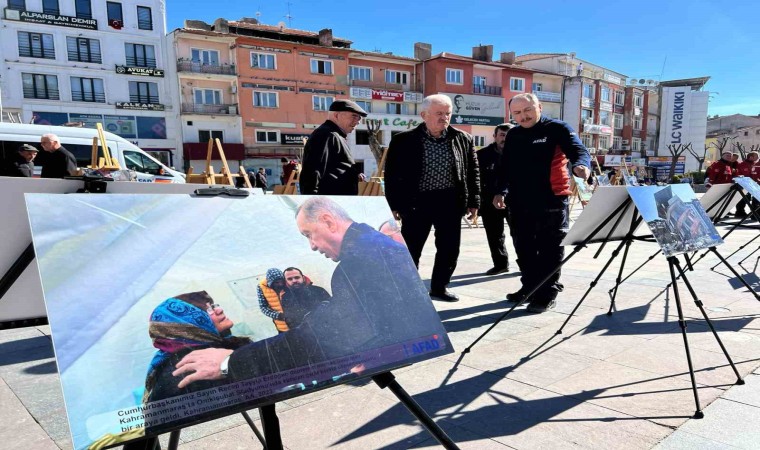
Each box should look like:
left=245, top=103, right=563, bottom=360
left=0, top=133, right=77, bottom=178
left=706, top=149, right=760, bottom=217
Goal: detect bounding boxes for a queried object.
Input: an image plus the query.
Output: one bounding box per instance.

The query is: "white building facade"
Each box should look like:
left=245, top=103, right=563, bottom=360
left=0, top=0, right=180, bottom=167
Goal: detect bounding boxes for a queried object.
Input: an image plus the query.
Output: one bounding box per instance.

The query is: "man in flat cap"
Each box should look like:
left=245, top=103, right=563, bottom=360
left=301, top=99, right=368, bottom=195
left=1, top=144, right=38, bottom=177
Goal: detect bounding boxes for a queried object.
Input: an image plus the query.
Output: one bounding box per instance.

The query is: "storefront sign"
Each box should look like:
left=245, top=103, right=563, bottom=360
left=116, top=102, right=165, bottom=111
left=442, top=93, right=504, bottom=127
left=115, top=65, right=165, bottom=77
left=583, top=124, right=613, bottom=135
left=604, top=155, right=632, bottom=166
left=648, top=156, right=686, bottom=176
left=281, top=134, right=310, bottom=145
left=241, top=83, right=294, bottom=91
left=372, top=89, right=403, bottom=102
left=363, top=114, right=421, bottom=130
left=4, top=8, right=97, bottom=30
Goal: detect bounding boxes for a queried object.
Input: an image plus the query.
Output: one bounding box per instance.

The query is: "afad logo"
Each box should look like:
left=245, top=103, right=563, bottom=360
left=402, top=335, right=442, bottom=357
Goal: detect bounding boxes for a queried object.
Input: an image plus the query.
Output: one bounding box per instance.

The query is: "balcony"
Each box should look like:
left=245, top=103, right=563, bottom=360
left=533, top=90, right=561, bottom=103
left=472, top=84, right=502, bottom=96
left=177, top=61, right=237, bottom=76
left=348, top=79, right=421, bottom=93
left=23, top=88, right=60, bottom=100
left=181, top=103, right=238, bottom=115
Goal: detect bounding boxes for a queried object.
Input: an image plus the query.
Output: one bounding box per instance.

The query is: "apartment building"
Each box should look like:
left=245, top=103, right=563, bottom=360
left=0, top=0, right=179, bottom=167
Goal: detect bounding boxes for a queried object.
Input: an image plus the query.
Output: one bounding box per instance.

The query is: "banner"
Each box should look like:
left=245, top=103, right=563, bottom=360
left=441, top=92, right=505, bottom=126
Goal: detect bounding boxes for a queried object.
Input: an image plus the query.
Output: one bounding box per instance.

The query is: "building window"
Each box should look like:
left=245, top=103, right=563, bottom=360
left=446, top=68, right=463, bottom=85
left=107, top=2, right=124, bottom=27
left=254, top=91, right=278, bottom=108
left=66, top=37, right=101, bottom=63
left=75, top=0, right=92, bottom=19
left=191, top=48, right=219, bottom=66
left=473, top=75, right=486, bottom=88
left=474, top=136, right=486, bottom=147
left=129, top=81, right=158, bottom=103
left=194, top=89, right=221, bottom=105
left=349, top=66, right=371, bottom=81
left=125, top=43, right=156, bottom=67
left=385, top=70, right=409, bottom=85
left=532, top=82, right=543, bottom=92
left=614, top=113, right=623, bottom=130
left=71, top=77, right=105, bottom=102
left=614, top=90, right=624, bottom=105
left=600, top=111, right=611, bottom=126
left=18, top=32, right=55, bottom=59
left=613, top=136, right=622, bottom=149
left=136, top=6, right=152, bottom=30
left=310, top=59, right=333, bottom=75
left=355, top=100, right=371, bottom=113
left=582, top=83, right=595, bottom=99
left=581, top=109, right=594, bottom=124
left=510, top=77, right=525, bottom=92
left=255, top=130, right=279, bottom=143
left=198, top=130, right=223, bottom=143
left=386, top=102, right=409, bottom=115
left=634, top=94, right=643, bottom=108
left=8, top=0, right=25, bottom=10
left=251, top=52, right=276, bottom=69
left=42, top=0, right=59, bottom=14
left=22, top=73, right=59, bottom=100
left=580, top=134, right=593, bottom=148
left=598, top=135, right=610, bottom=150
left=632, top=138, right=642, bottom=152
left=633, top=115, right=642, bottom=130
left=601, top=86, right=611, bottom=102
left=313, top=95, right=334, bottom=111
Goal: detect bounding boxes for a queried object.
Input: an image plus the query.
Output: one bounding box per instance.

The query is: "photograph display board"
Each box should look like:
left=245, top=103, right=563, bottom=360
left=573, top=176, right=593, bottom=202
left=595, top=174, right=611, bottom=186
left=699, top=183, right=741, bottom=220
left=734, top=177, right=760, bottom=202
left=562, top=186, right=640, bottom=246
left=25, top=194, right=452, bottom=450
left=628, top=185, right=723, bottom=256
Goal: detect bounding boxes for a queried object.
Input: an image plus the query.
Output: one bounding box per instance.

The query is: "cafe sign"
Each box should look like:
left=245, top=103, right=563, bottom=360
left=4, top=8, right=97, bottom=30
left=116, top=102, right=165, bottom=111
left=115, top=65, right=165, bottom=77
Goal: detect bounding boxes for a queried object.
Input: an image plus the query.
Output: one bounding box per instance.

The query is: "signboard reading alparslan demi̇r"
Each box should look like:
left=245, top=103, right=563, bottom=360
left=26, top=194, right=452, bottom=450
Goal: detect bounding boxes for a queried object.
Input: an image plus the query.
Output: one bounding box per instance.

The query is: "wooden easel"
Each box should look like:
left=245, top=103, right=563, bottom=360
left=272, top=164, right=300, bottom=195
left=89, top=123, right=121, bottom=171
left=185, top=139, right=252, bottom=188
left=360, top=147, right=388, bottom=197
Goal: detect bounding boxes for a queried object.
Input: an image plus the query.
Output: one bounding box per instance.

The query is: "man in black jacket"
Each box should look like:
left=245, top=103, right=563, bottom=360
left=40, top=133, right=77, bottom=178
left=1, top=144, right=38, bottom=177
left=477, top=123, right=514, bottom=275
left=301, top=100, right=367, bottom=195
left=385, top=94, right=480, bottom=302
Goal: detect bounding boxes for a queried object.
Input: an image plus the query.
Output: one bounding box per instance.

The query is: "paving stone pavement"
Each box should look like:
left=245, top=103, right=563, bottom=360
left=1, top=208, right=759, bottom=449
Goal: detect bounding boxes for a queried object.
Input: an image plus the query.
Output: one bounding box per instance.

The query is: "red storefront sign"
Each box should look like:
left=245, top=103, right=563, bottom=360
left=372, top=89, right=404, bottom=101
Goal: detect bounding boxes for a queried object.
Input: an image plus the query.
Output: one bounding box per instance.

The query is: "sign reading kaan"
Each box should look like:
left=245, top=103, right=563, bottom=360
left=4, top=8, right=97, bottom=30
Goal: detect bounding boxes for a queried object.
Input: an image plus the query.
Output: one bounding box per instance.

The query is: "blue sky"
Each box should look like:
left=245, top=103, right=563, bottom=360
left=166, top=0, right=760, bottom=117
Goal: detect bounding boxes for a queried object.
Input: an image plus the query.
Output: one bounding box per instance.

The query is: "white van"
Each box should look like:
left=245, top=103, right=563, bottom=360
left=0, top=123, right=185, bottom=183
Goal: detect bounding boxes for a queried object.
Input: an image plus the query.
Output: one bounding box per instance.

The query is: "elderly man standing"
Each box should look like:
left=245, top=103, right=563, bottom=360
left=494, top=93, right=590, bottom=313
left=385, top=94, right=480, bottom=302
left=1, top=144, right=38, bottom=177
left=301, top=99, right=368, bottom=195
left=40, top=133, right=77, bottom=178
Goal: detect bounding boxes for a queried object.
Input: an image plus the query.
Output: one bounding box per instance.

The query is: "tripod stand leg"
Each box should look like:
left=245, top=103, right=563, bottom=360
left=609, top=248, right=661, bottom=296
left=738, top=245, right=760, bottom=266
left=709, top=247, right=760, bottom=301
left=372, top=372, right=459, bottom=450
left=607, top=238, right=633, bottom=316
left=672, top=259, right=744, bottom=385
left=242, top=411, right=268, bottom=448
left=259, top=404, right=283, bottom=450
left=558, top=238, right=629, bottom=334
left=667, top=257, right=704, bottom=419
left=167, top=430, right=181, bottom=450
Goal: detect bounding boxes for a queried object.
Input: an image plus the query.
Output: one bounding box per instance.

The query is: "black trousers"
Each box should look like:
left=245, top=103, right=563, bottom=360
left=480, top=203, right=510, bottom=269
left=508, top=204, right=569, bottom=304
left=735, top=196, right=759, bottom=215
left=401, top=189, right=462, bottom=292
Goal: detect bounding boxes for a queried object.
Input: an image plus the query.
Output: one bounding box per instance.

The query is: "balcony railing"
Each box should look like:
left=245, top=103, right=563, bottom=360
left=472, top=84, right=502, bottom=96
left=72, top=91, right=106, bottom=103
left=126, top=56, right=157, bottom=68
left=181, top=103, right=238, bottom=115
left=349, top=79, right=421, bottom=92
left=177, top=61, right=237, bottom=76
left=23, top=88, right=60, bottom=100
left=130, top=95, right=159, bottom=103
left=67, top=50, right=102, bottom=64
left=533, top=90, right=562, bottom=102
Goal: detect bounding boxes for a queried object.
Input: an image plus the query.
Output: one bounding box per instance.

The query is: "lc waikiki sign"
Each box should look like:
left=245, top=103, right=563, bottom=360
left=662, top=88, right=692, bottom=146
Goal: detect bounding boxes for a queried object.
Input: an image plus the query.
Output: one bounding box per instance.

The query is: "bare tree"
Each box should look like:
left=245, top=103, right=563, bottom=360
left=686, top=143, right=708, bottom=172
left=366, top=120, right=385, bottom=174
left=708, top=136, right=734, bottom=161
left=667, top=143, right=688, bottom=181
left=751, top=144, right=760, bottom=154
left=733, top=142, right=747, bottom=160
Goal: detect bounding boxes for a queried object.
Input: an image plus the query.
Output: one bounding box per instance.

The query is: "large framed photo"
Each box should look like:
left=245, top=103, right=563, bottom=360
left=25, top=194, right=452, bottom=450
left=734, top=176, right=760, bottom=202
left=628, top=185, right=723, bottom=256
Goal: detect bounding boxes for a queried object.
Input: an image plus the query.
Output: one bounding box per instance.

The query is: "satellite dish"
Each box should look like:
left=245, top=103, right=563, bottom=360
left=629, top=79, right=637, bottom=84
left=646, top=79, right=654, bottom=85
left=277, top=21, right=286, bottom=28
left=639, top=79, right=645, bottom=84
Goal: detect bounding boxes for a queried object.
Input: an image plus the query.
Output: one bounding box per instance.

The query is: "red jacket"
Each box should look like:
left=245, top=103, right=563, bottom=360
left=706, top=159, right=735, bottom=184
left=736, top=161, right=760, bottom=181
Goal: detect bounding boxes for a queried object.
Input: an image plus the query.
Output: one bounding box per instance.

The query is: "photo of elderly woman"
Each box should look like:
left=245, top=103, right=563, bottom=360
left=143, top=291, right=251, bottom=404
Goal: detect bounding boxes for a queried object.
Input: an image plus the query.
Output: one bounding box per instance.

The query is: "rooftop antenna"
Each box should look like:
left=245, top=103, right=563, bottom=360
left=255, top=6, right=261, bottom=23
left=659, top=56, right=667, bottom=81
left=284, top=2, right=294, bottom=27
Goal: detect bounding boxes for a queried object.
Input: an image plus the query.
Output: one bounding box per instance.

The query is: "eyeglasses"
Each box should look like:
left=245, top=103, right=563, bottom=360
left=206, top=302, right=221, bottom=314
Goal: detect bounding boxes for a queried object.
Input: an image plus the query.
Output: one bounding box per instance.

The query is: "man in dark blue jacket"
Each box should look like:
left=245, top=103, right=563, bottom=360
left=494, top=94, right=590, bottom=313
